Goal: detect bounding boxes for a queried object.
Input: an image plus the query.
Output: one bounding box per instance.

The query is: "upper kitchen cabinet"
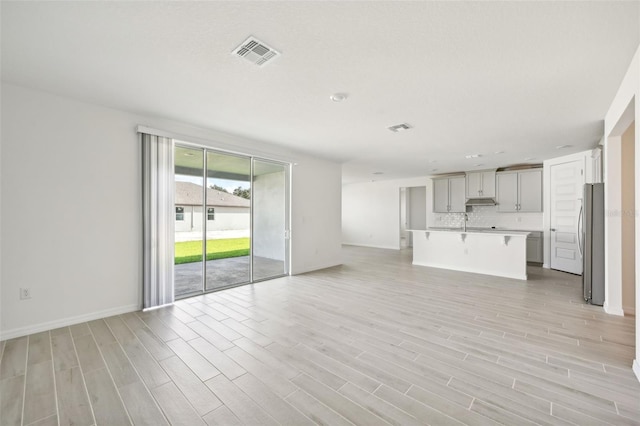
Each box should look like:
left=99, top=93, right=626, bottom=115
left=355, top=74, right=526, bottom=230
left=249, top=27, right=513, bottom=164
left=496, top=169, right=542, bottom=212
left=433, top=176, right=466, bottom=213
left=465, top=170, right=496, bottom=198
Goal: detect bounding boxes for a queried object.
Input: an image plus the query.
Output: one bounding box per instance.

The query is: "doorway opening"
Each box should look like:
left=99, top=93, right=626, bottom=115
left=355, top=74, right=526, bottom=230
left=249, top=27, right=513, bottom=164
left=399, top=186, right=426, bottom=248
left=173, top=143, right=289, bottom=299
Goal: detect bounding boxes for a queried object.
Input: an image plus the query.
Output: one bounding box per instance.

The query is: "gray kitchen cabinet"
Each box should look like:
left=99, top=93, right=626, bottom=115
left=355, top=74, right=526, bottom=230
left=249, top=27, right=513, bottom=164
left=433, top=176, right=466, bottom=213
left=526, top=231, right=543, bottom=263
left=465, top=170, right=496, bottom=198
left=496, top=169, right=542, bottom=212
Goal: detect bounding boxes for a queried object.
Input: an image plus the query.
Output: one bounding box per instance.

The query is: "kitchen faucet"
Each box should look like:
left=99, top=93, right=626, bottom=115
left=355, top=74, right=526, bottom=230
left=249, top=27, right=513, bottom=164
left=463, top=213, right=468, bottom=232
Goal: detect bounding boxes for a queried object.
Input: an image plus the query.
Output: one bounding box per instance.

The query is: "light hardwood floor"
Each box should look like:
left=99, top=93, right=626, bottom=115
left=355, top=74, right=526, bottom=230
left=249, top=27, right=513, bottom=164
left=1, top=245, right=639, bottom=425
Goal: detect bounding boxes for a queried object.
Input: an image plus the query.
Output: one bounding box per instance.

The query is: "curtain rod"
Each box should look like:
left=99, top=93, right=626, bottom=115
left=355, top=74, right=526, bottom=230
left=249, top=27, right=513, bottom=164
left=136, top=125, right=299, bottom=165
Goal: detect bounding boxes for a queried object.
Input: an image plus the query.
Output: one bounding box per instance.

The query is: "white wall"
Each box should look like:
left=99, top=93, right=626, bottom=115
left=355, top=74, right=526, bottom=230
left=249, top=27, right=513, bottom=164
left=342, top=177, right=430, bottom=249
left=0, top=83, right=342, bottom=339
left=602, top=44, right=639, bottom=382
left=290, top=160, right=342, bottom=275
left=621, top=122, right=636, bottom=316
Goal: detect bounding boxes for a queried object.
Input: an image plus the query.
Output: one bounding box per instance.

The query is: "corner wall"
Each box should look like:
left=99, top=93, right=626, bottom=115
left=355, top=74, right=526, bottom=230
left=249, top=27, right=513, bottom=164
left=342, top=177, right=429, bottom=249
left=602, top=44, right=640, bottom=382
left=0, top=83, right=342, bottom=339
left=621, top=123, right=636, bottom=316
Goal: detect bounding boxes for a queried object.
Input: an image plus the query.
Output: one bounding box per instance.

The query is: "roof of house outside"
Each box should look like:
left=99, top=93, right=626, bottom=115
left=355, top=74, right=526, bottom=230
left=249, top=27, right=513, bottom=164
left=175, top=181, right=250, bottom=208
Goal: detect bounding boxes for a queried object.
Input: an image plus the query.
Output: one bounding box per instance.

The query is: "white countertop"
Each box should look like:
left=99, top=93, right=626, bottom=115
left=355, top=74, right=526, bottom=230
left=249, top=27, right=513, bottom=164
left=408, top=228, right=531, bottom=236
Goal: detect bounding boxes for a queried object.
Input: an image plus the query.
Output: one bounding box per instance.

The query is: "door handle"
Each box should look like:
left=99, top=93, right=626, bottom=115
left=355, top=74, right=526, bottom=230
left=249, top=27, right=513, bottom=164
left=550, top=228, right=556, bottom=232
left=577, top=204, right=584, bottom=258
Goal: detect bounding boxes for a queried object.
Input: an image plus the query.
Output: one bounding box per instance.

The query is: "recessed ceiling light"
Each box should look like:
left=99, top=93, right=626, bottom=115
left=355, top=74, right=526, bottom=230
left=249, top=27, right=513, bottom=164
left=524, top=157, right=535, bottom=161
left=431, top=168, right=438, bottom=172
left=330, top=93, right=348, bottom=102
left=556, top=144, right=572, bottom=149
left=494, top=150, right=505, bottom=154
left=465, top=154, right=482, bottom=159
left=372, top=171, right=384, bottom=175
left=388, top=123, right=412, bottom=132
left=475, top=164, right=484, bottom=167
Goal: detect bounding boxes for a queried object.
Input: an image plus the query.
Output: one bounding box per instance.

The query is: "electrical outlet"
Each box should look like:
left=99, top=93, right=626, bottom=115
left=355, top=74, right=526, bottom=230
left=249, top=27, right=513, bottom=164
left=20, top=288, right=31, bottom=300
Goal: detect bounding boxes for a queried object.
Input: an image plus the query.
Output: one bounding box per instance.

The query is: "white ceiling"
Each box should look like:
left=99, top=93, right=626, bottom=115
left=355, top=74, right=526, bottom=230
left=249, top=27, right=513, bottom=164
left=2, top=1, right=639, bottom=184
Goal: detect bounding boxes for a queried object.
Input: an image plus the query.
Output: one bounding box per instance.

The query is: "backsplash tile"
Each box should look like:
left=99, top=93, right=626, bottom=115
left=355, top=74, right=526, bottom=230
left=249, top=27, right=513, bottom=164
left=428, top=205, right=543, bottom=231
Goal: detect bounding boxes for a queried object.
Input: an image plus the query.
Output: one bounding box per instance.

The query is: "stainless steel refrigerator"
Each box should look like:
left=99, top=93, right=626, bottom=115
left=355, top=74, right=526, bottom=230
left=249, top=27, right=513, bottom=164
left=580, top=183, right=604, bottom=305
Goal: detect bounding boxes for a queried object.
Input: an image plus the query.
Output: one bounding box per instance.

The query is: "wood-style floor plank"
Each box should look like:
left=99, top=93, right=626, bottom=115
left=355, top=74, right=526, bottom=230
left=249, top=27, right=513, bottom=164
left=205, top=374, right=279, bottom=425
left=292, top=373, right=389, bottom=425
left=0, top=336, right=28, bottom=380
left=159, top=355, right=222, bottom=416
left=22, top=360, right=56, bottom=425
left=233, top=372, right=315, bottom=425
left=119, top=381, right=168, bottom=425
left=202, top=406, right=242, bottom=426
left=152, top=381, right=205, bottom=426
left=55, top=366, right=94, bottom=426
left=84, top=367, right=132, bottom=425
left=1, top=246, right=638, bottom=426
left=0, top=374, right=25, bottom=425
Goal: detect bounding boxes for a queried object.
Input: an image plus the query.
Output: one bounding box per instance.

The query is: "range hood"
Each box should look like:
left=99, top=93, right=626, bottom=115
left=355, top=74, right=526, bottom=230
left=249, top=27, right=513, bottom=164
left=465, top=198, right=497, bottom=206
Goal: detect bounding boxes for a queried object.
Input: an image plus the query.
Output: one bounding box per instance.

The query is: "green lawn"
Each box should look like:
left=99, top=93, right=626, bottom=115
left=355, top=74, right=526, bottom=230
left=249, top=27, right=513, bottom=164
left=175, top=237, right=250, bottom=265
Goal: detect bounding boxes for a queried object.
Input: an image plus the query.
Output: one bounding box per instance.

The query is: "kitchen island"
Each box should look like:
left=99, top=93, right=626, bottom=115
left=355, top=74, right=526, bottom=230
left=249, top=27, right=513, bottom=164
left=409, top=228, right=530, bottom=280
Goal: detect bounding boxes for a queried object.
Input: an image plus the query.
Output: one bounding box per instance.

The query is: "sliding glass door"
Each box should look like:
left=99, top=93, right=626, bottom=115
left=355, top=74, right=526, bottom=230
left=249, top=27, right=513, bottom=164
left=205, top=151, right=251, bottom=291
left=252, top=159, right=289, bottom=280
left=174, top=143, right=289, bottom=298
left=174, top=146, right=205, bottom=298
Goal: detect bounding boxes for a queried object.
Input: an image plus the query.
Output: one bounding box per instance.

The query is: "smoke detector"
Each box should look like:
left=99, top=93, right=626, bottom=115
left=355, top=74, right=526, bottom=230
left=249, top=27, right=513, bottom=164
left=388, top=123, right=412, bottom=133
left=232, top=36, right=279, bottom=67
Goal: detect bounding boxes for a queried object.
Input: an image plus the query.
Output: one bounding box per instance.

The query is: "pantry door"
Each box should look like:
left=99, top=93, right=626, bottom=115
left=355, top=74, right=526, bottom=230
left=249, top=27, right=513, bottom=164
left=550, top=160, right=584, bottom=274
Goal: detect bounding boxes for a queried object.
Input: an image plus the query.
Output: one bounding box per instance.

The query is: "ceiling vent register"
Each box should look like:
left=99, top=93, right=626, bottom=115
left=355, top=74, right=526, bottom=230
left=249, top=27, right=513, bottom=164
left=388, top=123, right=412, bottom=132
left=233, top=36, right=279, bottom=66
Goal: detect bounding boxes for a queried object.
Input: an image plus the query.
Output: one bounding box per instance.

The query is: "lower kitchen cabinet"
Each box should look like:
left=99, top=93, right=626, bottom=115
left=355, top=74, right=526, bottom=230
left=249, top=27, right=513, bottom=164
left=526, top=231, right=543, bottom=263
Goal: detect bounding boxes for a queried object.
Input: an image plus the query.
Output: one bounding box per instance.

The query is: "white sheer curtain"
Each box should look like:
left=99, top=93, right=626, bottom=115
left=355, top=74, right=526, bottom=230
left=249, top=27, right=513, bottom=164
left=141, top=133, right=175, bottom=309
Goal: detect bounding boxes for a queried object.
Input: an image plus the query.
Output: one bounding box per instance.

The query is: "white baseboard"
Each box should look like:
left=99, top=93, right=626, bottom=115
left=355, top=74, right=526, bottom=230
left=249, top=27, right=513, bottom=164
left=292, top=261, right=342, bottom=275
left=633, top=359, right=640, bottom=383
left=603, top=301, right=625, bottom=316
left=342, top=243, right=400, bottom=250
left=0, top=303, right=141, bottom=341
left=623, top=306, right=636, bottom=316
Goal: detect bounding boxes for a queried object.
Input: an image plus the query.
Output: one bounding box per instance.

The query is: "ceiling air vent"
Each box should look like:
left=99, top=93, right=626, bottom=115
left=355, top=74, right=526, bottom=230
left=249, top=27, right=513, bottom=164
left=388, top=123, right=412, bottom=133
left=232, top=36, right=279, bottom=67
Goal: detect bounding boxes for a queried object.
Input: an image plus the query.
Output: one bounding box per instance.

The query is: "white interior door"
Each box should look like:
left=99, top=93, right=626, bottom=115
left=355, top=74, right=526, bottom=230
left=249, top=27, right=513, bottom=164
left=550, top=160, right=584, bottom=274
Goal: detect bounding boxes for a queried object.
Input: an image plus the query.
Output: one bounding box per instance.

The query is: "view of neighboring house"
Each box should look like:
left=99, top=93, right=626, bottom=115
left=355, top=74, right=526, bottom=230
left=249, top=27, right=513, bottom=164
left=174, top=182, right=250, bottom=238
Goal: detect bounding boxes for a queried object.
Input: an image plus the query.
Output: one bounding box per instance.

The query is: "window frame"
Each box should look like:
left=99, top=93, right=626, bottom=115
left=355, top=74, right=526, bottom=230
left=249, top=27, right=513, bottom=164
left=175, top=206, right=185, bottom=221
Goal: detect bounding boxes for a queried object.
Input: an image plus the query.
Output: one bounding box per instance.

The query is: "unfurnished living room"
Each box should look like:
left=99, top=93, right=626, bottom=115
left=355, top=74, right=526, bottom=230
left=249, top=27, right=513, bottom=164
left=1, top=1, right=640, bottom=425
